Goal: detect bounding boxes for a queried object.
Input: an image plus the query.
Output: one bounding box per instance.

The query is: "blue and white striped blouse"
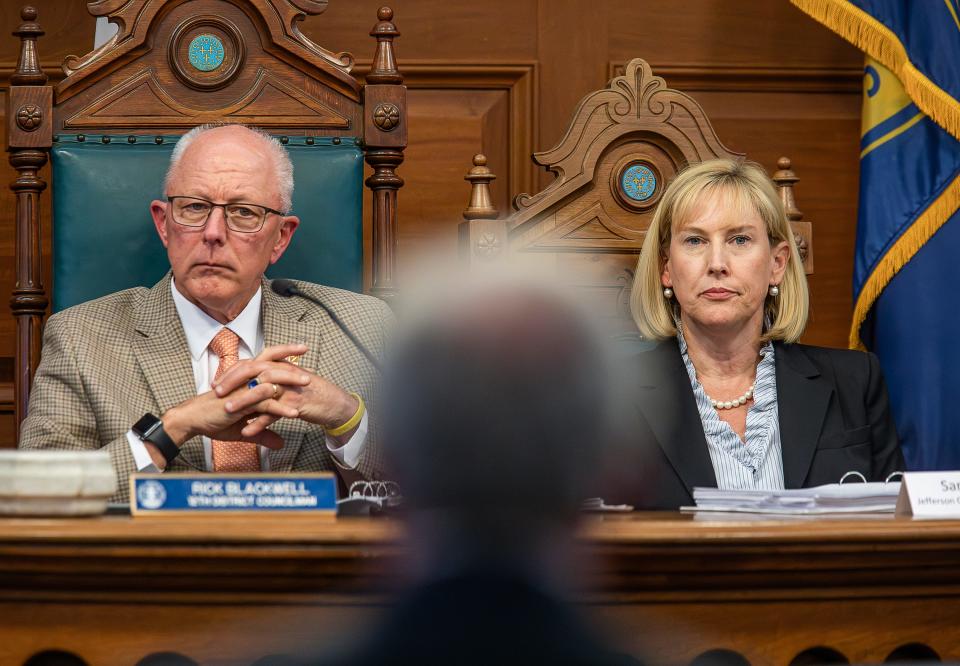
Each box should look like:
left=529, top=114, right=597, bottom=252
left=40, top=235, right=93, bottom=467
left=677, top=330, right=785, bottom=491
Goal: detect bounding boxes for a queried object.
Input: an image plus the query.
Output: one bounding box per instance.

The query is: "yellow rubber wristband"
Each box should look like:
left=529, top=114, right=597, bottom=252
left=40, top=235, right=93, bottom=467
left=326, top=392, right=365, bottom=437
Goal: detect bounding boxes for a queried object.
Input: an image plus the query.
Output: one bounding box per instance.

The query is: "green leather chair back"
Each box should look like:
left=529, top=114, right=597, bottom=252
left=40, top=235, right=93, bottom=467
left=50, top=135, right=363, bottom=312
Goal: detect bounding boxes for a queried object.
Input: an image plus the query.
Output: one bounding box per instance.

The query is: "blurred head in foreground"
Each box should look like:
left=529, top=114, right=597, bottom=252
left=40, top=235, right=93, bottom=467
left=327, top=274, right=641, bottom=665
left=383, top=275, right=612, bottom=577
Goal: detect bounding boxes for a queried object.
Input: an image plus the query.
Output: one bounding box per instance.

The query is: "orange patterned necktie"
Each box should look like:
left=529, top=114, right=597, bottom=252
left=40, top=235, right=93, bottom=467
left=209, top=328, right=261, bottom=472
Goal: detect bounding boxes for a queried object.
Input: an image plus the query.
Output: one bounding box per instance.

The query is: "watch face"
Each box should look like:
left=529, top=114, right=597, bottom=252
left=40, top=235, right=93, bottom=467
left=132, top=413, right=160, bottom=438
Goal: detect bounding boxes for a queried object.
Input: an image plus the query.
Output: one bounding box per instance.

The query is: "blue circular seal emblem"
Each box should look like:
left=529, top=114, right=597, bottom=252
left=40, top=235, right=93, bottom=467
left=137, top=480, right=167, bottom=510
left=621, top=164, right=657, bottom=202
left=188, top=34, right=225, bottom=72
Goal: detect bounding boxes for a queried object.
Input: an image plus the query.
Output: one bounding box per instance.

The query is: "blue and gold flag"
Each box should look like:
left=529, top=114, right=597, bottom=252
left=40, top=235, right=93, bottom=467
left=792, top=0, right=960, bottom=470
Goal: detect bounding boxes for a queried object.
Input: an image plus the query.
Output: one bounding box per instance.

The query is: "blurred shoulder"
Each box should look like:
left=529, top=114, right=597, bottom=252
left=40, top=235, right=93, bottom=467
left=611, top=335, right=682, bottom=392
left=617, top=336, right=680, bottom=370
left=610, top=332, right=662, bottom=359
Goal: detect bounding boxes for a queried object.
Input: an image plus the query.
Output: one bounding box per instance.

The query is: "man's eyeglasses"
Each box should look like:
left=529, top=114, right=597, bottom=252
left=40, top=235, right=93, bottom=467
left=167, top=196, right=284, bottom=233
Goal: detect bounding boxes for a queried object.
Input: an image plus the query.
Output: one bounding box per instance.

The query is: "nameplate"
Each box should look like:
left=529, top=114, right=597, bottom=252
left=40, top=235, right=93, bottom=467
left=130, top=473, right=336, bottom=515
left=895, top=471, right=960, bottom=518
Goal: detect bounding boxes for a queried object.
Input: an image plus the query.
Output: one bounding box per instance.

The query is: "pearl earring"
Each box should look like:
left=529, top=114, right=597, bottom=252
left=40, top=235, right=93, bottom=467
left=769, top=285, right=780, bottom=297
left=663, top=287, right=673, bottom=299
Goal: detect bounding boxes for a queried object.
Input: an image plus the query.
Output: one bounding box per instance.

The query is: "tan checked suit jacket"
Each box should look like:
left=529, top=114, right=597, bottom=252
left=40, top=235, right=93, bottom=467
left=18, top=273, right=390, bottom=502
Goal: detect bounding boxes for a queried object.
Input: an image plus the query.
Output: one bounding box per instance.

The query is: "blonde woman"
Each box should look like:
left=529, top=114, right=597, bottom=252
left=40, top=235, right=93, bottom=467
left=618, top=158, right=903, bottom=509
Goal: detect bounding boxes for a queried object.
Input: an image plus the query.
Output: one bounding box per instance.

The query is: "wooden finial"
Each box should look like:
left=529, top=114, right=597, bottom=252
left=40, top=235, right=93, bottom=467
left=772, top=157, right=812, bottom=270
left=367, top=6, right=402, bottom=85
left=12, top=5, right=46, bottom=86
left=463, top=154, right=499, bottom=220
left=772, top=156, right=803, bottom=222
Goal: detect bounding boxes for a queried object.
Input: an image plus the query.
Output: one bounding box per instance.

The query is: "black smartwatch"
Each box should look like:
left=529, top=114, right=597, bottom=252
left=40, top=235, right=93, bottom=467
left=132, top=413, right=180, bottom=465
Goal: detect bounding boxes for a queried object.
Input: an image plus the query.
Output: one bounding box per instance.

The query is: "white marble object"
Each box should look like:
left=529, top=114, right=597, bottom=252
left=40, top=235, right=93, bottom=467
left=0, top=450, right=117, bottom=516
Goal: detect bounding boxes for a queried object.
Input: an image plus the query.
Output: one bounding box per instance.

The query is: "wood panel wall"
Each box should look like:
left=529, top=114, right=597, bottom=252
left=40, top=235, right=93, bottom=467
left=0, top=0, right=863, bottom=442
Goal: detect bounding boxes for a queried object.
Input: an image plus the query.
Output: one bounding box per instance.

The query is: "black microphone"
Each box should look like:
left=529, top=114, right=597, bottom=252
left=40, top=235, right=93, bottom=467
left=271, top=279, right=382, bottom=372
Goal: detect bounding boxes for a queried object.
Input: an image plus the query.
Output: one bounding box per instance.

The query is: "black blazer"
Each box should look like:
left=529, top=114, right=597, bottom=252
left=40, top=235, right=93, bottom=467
left=607, top=339, right=905, bottom=510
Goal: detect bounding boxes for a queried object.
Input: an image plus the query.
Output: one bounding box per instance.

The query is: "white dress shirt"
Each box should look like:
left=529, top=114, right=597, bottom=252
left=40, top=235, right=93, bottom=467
left=127, top=280, right=367, bottom=472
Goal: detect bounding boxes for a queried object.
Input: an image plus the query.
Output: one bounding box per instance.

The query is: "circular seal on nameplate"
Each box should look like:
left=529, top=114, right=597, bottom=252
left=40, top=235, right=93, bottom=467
left=137, top=479, right=167, bottom=510
left=188, top=34, right=225, bottom=72
left=170, top=17, right=245, bottom=90
left=621, top=164, right=657, bottom=202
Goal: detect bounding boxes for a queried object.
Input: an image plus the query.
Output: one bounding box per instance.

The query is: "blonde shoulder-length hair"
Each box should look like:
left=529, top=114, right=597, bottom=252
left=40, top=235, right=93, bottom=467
left=629, top=158, right=809, bottom=343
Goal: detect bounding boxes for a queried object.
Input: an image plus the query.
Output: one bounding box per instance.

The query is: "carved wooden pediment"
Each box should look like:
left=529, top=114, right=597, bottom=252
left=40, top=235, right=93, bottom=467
left=64, top=68, right=351, bottom=129
left=57, top=1, right=360, bottom=103
left=508, top=58, right=740, bottom=254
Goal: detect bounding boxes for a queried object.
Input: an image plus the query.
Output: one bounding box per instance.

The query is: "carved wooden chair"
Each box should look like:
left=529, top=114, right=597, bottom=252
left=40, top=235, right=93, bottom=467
left=6, top=1, right=407, bottom=432
left=460, top=59, right=812, bottom=335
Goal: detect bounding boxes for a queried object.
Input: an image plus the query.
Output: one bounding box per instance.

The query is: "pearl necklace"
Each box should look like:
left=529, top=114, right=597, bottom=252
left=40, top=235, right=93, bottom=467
left=705, top=384, right=755, bottom=410
left=676, top=320, right=757, bottom=410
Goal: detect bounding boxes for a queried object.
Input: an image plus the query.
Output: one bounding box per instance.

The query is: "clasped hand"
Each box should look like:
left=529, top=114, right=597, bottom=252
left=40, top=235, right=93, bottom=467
left=163, top=343, right=359, bottom=456
left=211, top=343, right=359, bottom=441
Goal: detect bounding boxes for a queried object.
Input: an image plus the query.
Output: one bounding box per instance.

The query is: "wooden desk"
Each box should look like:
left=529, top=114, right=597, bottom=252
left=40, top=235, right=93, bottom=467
left=2, top=512, right=959, bottom=665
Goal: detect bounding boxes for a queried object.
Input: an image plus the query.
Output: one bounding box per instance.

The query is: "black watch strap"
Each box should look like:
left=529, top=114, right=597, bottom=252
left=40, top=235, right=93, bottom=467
left=132, top=413, right=180, bottom=465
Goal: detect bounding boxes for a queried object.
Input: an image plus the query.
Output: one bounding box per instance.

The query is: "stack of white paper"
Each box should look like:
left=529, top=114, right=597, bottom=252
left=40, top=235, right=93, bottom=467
left=685, top=482, right=901, bottom=515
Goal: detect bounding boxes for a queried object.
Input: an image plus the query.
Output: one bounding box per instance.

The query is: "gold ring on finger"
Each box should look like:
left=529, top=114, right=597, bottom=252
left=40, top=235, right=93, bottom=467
left=272, top=383, right=280, bottom=399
